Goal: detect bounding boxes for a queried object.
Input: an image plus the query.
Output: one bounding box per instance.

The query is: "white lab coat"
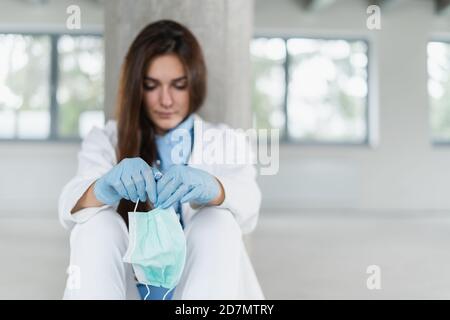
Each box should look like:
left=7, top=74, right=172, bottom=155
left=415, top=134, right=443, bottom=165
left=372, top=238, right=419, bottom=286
left=58, top=114, right=264, bottom=299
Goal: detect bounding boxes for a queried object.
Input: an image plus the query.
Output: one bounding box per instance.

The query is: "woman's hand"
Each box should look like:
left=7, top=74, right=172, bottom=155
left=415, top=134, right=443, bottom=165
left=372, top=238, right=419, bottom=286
left=93, top=157, right=158, bottom=205
left=155, top=165, right=224, bottom=209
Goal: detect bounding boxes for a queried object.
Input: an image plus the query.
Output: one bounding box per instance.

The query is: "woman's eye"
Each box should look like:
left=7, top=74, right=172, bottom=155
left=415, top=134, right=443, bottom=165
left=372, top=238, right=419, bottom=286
left=174, top=82, right=188, bottom=90
left=143, top=83, right=157, bottom=91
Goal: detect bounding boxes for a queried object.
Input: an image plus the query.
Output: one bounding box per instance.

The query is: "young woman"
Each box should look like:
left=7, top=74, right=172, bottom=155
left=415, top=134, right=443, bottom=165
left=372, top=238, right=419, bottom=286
left=58, top=20, right=263, bottom=300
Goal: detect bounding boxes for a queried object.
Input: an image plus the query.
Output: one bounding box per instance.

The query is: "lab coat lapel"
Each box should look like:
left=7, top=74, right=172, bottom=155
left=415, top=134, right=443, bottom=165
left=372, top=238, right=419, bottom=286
left=187, top=113, right=204, bottom=170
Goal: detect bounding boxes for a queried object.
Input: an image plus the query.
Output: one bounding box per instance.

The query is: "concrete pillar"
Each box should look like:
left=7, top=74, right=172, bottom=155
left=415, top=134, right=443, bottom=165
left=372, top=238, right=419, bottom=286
left=104, top=0, right=254, bottom=129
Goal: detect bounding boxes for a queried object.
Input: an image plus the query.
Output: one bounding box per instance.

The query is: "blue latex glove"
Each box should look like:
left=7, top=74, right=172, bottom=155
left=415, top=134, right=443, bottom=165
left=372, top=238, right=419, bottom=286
left=155, top=165, right=221, bottom=209
left=94, top=157, right=160, bottom=205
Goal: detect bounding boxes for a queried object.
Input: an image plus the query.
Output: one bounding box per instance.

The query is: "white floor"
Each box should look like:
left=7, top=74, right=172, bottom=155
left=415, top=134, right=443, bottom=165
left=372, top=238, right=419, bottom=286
left=1, top=211, right=450, bottom=299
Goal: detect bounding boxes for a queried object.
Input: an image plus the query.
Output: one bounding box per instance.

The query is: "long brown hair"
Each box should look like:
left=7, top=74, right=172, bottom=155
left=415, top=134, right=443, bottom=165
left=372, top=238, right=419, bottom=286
left=115, top=20, right=207, bottom=223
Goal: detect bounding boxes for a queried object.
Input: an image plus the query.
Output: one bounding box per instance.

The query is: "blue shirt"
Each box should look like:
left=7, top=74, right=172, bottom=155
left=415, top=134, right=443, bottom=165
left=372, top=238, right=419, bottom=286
left=155, top=114, right=194, bottom=174
left=155, top=114, right=194, bottom=226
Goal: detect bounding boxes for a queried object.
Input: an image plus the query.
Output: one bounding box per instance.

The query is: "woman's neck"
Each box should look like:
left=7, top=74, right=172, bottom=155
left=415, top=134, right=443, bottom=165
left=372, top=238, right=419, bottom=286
left=154, top=127, right=168, bottom=136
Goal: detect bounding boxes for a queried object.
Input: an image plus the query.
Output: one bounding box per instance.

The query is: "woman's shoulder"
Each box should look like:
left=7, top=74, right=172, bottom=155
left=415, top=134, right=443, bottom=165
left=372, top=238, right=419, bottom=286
left=194, top=114, right=248, bottom=140
left=104, top=120, right=118, bottom=146
left=193, top=113, right=233, bottom=132
left=81, top=119, right=118, bottom=151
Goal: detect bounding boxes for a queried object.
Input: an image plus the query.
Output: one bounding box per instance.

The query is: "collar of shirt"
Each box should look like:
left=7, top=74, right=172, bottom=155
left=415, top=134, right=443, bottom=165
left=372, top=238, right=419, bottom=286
left=155, top=114, right=194, bottom=172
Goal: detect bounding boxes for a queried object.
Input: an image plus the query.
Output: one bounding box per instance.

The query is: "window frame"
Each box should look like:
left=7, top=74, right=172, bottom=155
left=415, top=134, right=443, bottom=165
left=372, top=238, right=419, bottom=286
left=0, top=31, right=103, bottom=143
left=428, top=38, right=450, bottom=146
left=252, top=35, right=371, bottom=146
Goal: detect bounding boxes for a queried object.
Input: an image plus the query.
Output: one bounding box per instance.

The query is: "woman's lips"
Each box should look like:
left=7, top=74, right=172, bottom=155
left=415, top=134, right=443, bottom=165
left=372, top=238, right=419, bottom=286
left=155, top=111, right=175, bottom=119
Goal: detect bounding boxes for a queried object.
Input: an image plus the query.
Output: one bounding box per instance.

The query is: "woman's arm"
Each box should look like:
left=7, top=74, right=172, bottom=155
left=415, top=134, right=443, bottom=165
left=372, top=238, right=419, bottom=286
left=71, top=181, right=104, bottom=214
left=72, top=174, right=223, bottom=214
left=71, top=157, right=159, bottom=214
left=58, top=122, right=119, bottom=230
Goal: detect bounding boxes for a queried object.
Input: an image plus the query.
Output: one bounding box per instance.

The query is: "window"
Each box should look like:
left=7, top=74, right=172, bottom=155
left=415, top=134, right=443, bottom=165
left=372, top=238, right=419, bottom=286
left=0, top=34, right=51, bottom=139
left=428, top=41, right=450, bottom=143
left=0, top=33, right=104, bottom=140
left=251, top=38, right=286, bottom=133
left=251, top=37, right=369, bottom=144
left=58, top=35, right=104, bottom=139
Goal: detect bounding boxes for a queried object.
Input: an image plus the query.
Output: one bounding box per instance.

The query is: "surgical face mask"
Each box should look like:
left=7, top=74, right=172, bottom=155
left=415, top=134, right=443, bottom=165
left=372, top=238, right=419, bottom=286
left=123, top=200, right=186, bottom=295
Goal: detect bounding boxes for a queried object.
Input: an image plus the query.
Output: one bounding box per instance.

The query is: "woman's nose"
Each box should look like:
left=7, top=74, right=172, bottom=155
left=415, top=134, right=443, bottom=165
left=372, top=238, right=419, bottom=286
left=160, top=87, right=173, bottom=108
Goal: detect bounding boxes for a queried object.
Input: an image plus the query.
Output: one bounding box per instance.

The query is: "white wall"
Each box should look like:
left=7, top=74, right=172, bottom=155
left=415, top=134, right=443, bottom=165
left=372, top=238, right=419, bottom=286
left=256, top=0, right=450, bottom=212
left=2, top=0, right=450, bottom=218
left=0, top=143, right=78, bottom=217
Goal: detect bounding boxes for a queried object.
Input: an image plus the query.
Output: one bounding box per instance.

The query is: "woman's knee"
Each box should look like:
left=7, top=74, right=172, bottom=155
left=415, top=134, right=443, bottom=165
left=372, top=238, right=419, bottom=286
left=70, top=209, right=128, bottom=253
left=186, top=207, right=242, bottom=246
left=65, top=209, right=132, bottom=300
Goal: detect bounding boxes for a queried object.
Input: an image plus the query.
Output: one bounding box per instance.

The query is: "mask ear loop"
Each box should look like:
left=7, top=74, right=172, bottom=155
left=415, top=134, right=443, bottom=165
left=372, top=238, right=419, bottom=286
left=144, top=285, right=151, bottom=300
left=163, top=287, right=174, bottom=300
left=132, top=199, right=147, bottom=299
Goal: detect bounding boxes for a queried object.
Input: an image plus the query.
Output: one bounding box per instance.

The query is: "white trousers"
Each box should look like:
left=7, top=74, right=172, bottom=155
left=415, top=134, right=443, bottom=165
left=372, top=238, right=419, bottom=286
left=63, top=206, right=261, bottom=300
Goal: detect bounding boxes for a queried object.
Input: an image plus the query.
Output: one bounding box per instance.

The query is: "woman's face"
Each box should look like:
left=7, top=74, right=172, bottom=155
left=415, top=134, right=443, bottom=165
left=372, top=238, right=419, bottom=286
left=143, top=54, right=190, bottom=134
